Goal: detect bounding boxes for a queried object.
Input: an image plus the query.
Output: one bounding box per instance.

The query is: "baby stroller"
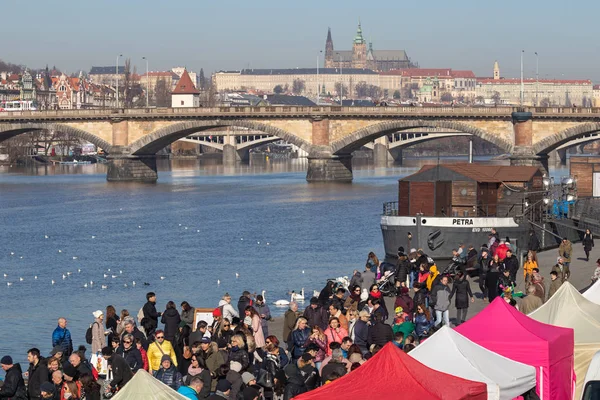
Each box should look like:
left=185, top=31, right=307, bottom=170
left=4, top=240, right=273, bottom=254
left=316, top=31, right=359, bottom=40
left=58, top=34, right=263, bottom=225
left=441, top=257, right=464, bottom=281
left=377, top=270, right=396, bottom=297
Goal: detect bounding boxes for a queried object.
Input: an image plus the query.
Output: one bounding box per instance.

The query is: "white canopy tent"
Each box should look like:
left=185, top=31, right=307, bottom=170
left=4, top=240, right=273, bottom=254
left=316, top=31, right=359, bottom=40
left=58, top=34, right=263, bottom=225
left=410, top=326, right=536, bottom=400
left=528, top=282, right=600, bottom=400
left=583, top=279, right=600, bottom=305
left=112, top=370, right=189, bottom=400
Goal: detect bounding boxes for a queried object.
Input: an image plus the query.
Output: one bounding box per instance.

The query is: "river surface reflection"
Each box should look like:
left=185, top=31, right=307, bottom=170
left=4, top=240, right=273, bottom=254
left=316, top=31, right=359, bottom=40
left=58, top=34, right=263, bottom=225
left=0, top=155, right=568, bottom=367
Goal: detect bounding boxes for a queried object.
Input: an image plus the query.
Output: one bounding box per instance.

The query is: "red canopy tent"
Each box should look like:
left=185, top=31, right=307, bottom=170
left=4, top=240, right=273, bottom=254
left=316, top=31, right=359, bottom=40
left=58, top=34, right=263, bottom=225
left=455, top=297, right=574, bottom=400
left=293, top=342, right=487, bottom=400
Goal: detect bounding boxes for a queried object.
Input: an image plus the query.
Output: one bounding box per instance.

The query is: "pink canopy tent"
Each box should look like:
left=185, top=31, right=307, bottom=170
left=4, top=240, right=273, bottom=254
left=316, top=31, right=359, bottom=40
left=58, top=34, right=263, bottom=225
left=455, top=297, right=574, bottom=400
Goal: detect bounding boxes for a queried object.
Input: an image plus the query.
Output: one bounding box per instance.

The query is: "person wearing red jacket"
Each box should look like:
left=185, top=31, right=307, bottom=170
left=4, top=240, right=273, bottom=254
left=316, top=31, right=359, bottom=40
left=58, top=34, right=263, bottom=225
left=136, top=339, right=149, bottom=371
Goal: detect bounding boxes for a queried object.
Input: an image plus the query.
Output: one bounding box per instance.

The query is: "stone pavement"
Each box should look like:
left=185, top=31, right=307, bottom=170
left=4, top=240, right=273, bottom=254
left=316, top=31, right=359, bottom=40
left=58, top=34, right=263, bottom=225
left=266, top=241, right=599, bottom=338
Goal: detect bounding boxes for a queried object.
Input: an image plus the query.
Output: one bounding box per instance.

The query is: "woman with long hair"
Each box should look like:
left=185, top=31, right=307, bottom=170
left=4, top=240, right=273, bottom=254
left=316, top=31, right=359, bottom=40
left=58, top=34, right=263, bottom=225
left=344, top=285, right=361, bottom=314
left=291, top=317, right=310, bottom=361
left=105, top=305, right=118, bottom=344
left=116, top=309, right=129, bottom=336
left=216, top=318, right=234, bottom=350
left=63, top=380, right=81, bottom=400
left=244, top=305, right=265, bottom=348
left=161, top=301, right=181, bottom=343
left=304, top=326, right=327, bottom=368
left=184, top=355, right=211, bottom=399
left=80, top=373, right=101, bottom=400
left=414, top=303, right=433, bottom=340
left=523, top=252, right=538, bottom=286
left=366, top=252, right=379, bottom=273
left=324, top=317, right=348, bottom=357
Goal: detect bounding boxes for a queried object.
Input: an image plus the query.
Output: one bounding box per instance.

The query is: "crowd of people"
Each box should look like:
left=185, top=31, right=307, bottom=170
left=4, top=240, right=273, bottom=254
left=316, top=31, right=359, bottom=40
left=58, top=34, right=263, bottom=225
left=0, top=228, right=596, bottom=400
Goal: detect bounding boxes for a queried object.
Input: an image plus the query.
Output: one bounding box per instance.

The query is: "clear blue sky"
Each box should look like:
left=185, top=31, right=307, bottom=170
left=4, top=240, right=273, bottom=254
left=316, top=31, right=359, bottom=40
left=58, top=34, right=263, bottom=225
left=2, top=0, right=599, bottom=81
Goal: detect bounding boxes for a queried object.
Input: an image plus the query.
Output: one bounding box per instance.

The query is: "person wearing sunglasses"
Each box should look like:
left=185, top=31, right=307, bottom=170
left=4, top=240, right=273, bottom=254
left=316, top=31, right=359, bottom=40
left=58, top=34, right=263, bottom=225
left=147, top=330, right=177, bottom=374
left=115, top=333, right=142, bottom=373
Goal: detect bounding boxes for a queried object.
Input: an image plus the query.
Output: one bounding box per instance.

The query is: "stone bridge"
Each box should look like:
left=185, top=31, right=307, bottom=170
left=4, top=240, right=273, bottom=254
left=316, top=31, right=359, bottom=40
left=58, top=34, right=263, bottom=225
left=1, top=106, right=600, bottom=182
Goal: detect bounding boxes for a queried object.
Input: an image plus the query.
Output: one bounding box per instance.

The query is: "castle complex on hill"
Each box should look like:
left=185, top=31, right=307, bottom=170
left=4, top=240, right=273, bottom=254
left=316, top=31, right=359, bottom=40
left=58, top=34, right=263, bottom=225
left=324, top=22, right=416, bottom=72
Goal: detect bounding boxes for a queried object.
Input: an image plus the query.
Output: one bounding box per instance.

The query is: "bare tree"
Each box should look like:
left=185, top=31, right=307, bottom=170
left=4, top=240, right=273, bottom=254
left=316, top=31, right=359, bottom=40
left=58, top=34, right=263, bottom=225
left=292, top=79, right=306, bottom=95
left=155, top=78, right=170, bottom=107
left=491, top=91, right=502, bottom=105
left=540, top=98, right=551, bottom=107
left=441, top=92, right=454, bottom=102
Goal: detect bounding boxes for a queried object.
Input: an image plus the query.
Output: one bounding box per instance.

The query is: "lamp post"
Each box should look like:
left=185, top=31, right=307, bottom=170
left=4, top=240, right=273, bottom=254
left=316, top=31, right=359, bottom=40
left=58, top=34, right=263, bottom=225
left=520, top=50, right=524, bottom=106
left=316, top=50, right=322, bottom=104
left=535, top=52, right=539, bottom=106
left=142, top=57, right=149, bottom=108
left=336, top=52, right=343, bottom=105
left=116, top=54, right=122, bottom=108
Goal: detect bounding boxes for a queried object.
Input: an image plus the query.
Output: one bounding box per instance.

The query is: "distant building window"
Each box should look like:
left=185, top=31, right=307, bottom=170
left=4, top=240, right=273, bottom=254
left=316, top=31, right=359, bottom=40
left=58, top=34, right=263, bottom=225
left=181, top=100, right=184, bottom=105
left=59, top=85, right=66, bottom=92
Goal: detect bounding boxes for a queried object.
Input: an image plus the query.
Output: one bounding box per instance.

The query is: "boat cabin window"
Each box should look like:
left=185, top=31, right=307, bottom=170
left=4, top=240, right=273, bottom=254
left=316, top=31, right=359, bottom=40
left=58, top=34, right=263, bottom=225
left=583, top=381, right=600, bottom=400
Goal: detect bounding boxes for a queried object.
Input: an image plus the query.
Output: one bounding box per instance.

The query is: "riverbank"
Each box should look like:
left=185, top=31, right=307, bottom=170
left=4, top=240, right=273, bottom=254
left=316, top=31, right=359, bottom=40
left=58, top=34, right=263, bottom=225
left=264, top=242, right=599, bottom=337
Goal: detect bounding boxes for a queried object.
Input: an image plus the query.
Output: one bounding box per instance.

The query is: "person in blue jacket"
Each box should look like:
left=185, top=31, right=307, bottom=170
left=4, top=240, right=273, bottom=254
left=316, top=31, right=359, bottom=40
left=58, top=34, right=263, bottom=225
left=177, top=376, right=204, bottom=400
left=51, top=317, right=72, bottom=361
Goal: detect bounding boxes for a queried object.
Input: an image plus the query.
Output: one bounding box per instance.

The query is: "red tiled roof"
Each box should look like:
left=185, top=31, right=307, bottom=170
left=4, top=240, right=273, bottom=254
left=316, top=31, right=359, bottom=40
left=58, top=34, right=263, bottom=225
left=452, top=70, right=476, bottom=78
left=172, top=69, right=199, bottom=94
left=477, top=78, right=592, bottom=85
left=407, top=164, right=540, bottom=183
left=593, top=85, right=600, bottom=90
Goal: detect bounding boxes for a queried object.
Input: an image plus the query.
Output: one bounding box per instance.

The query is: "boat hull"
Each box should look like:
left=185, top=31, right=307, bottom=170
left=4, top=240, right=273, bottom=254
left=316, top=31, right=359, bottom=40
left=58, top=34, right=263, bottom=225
left=381, top=215, right=529, bottom=260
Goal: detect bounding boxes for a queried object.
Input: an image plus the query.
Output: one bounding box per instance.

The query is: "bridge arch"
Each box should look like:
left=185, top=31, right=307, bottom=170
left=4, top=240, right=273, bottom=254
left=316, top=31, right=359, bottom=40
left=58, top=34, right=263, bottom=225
left=533, top=122, right=600, bottom=155
left=129, top=120, right=311, bottom=155
left=331, top=119, right=513, bottom=155
left=0, top=123, right=113, bottom=153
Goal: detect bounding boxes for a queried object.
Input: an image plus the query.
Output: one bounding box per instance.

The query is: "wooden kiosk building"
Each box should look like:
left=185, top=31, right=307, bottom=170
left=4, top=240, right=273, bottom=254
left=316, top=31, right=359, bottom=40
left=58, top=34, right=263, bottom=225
left=398, top=164, right=544, bottom=218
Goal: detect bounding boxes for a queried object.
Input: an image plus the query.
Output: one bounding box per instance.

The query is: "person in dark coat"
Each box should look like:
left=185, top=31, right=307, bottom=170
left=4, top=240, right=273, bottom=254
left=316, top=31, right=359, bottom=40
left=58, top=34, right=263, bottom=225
left=478, top=249, right=491, bottom=300
left=303, top=298, right=328, bottom=331
left=121, top=320, right=148, bottom=350
left=354, top=311, right=370, bottom=355
left=367, top=313, right=393, bottom=348
left=448, top=273, right=474, bottom=325
left=0, top=356, right=27, bottom=400
left=237, top=291, right=254, bottom=318
left=502, top=250, right=520, bottom=282
left=102, top=347, right=133, bottom=391
left=142, top=292, right=161, bottom=339
left=485, top=261, right=500, bottom=303
left=349, top=270, right=363, bottom=290
left=395, top=252, right=411, bottom=286
left=394, top=287, right=414, bottom=320
left=317, top=282, right=335, bottom=307
left=528, top=230, right=540, bottom=253
left=320, top=349, right=346, bottom=384
left=115, top=334, right=143, bottom=373
left=412, top=283, right=428, bottom=313
left=27, top=348, right=49, bottom=400
left=161, top=301, right=182, bottom=343
left=583, top=229, right=595, bottom=262
left=290, top=318, right=311, bottom=361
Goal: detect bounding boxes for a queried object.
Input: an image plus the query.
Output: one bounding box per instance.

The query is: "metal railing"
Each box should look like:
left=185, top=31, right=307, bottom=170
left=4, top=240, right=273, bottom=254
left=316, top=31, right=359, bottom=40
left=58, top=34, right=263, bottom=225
left=383, top=201, right=399, bottom=216
left=571, top=197, right=600, bottom=220
left=3, top=106, right=600, bottom=120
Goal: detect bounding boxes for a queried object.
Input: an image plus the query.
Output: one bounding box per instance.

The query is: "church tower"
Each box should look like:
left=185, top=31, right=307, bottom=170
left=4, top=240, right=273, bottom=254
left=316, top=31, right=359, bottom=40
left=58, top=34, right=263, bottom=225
left=352, top=21, right=367, bottom=69
left=324, top=28, right=334, bottom=68
left=493, top=60, right=500, bottom=80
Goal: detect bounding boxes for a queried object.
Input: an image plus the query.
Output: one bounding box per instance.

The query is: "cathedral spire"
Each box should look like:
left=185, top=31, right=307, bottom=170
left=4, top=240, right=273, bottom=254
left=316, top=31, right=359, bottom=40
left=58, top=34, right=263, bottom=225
left=354, top=20, right=365, bottom=44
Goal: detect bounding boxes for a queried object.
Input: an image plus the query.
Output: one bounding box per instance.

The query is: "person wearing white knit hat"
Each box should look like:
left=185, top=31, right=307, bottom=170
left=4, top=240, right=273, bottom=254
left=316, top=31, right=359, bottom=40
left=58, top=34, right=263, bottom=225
left=91, top=310, right=105, bottom=353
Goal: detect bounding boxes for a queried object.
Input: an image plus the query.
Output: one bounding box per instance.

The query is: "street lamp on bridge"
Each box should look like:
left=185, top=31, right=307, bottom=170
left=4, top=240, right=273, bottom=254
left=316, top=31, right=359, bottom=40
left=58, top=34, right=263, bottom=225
left=142, top=57, right=149, bottom=108
left=116, top=54, right=123, bottom=108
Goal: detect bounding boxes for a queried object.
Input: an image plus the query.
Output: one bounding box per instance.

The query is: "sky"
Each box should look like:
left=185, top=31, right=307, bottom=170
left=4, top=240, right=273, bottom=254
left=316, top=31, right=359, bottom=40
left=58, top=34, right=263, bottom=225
left=2, top=0, right=599, bottom=82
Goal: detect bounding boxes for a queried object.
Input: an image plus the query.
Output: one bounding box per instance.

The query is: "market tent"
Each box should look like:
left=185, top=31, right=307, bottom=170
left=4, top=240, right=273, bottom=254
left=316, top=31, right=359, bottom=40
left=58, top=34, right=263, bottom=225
left=112, top=370, right=189, bottom=400
left=294, top=342, right=487, bottom=400
left=528, top=282, right=600, bottom=399
left=455, top=297, right=574, bottom=400
left=583, top=278, right=600, bottom=305
left=411, top=326, right=536, bottom=400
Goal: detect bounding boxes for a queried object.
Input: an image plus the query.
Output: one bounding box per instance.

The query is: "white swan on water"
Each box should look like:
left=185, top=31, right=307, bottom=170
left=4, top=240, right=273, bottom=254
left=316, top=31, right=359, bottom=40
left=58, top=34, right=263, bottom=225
left=265, top=290, right=291, bottom=306
left=291, top=288, right=305, bottom=301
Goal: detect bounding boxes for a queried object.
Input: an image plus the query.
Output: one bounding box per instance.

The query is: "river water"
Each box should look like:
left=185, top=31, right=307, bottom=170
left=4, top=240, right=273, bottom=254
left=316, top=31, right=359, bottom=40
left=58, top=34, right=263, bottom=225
left=0, top=155, right=567, bottom=368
